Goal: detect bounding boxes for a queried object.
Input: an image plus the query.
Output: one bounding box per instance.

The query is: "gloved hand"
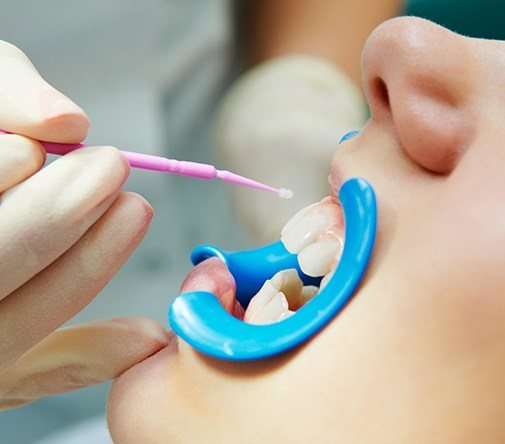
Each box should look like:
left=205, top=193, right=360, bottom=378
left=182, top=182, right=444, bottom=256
left=0, top=41, right=169, bottom=410
left=213, top=55, right=367, bottom=243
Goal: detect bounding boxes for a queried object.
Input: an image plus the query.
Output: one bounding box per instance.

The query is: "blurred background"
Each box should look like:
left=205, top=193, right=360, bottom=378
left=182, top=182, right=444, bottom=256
left=0, top=0, right=503, bottom=443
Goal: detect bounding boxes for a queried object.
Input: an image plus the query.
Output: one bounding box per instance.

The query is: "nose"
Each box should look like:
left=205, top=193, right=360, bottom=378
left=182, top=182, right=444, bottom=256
left=362, top=17, right=476, bottom=174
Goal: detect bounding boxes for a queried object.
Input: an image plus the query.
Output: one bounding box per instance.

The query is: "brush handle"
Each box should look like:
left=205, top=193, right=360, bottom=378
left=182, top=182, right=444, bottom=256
left=0, top=130, right=218, bottom=179
left=0, top=130, right=287, bottom=195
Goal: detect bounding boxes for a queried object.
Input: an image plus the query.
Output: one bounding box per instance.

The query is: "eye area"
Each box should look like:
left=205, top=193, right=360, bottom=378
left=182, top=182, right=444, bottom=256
left=339, top=130, right=361, bottom=144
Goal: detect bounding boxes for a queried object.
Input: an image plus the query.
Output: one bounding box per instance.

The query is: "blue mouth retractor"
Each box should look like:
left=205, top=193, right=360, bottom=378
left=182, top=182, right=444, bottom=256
left=169, top=177, right=376, bottom=360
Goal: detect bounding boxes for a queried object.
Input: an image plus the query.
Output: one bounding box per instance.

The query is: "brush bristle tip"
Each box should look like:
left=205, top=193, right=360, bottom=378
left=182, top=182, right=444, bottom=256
left=279, top=188, right=294, bottom=199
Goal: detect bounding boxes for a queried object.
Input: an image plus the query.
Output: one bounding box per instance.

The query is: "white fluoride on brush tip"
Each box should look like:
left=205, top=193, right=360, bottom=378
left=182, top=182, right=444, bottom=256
left=279, top=188, right=294, bottom=199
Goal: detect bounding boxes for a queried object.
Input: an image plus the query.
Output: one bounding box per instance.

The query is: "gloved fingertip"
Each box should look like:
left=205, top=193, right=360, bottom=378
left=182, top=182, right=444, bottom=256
left=113, top=317, right=171, bottom=346
left=38, top=89, right=90, bottom=143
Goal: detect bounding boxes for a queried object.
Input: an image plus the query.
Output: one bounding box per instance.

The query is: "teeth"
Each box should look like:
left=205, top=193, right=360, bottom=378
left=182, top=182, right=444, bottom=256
left=280, top=203, right=319, bottom=237
left=243, top=280, right=279, bottom=322
left=281, top=212, right=328, bottom=253
left=270, top=269, right=303, bottom=309
left=255, top=291, right=289, bottom=324
left=244, top=269, right=313, bottom=324
left=298, top=238, right=342, bottom=277
left=243, top=254, right=340, bottom=324
left=244, top=270, right=298, bottom=324
left=300, top=285, right=318, bottom=305
left=279, top=310, right=295, bottom=321
left=280, top=196, right=344, bottom=256
left=318, top=268, right=336, bottom=293
left=245, top=291, right=291, bottom=325
left=280, top=196, right=344, bottom=302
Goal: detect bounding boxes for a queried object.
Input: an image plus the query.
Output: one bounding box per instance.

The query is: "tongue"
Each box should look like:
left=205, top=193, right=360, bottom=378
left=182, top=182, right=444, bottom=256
left=180, top=257, right=244, bottom=319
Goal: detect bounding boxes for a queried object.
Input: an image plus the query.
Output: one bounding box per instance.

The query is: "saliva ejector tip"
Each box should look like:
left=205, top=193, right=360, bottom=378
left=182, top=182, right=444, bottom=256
left=278, top=188, right=294, bottom=199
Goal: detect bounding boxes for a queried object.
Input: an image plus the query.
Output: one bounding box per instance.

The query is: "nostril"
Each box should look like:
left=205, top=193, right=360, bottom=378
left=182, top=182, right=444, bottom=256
left=373, top=77, right=390, bottom=109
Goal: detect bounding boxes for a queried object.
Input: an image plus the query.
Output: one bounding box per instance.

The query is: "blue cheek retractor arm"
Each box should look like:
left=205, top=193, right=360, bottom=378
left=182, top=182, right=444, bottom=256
left=168, top=177, right=377, bottom=361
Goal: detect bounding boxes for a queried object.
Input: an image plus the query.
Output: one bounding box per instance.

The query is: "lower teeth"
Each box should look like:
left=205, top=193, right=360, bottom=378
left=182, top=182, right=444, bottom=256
left=243, top=268, right=334, bottom=325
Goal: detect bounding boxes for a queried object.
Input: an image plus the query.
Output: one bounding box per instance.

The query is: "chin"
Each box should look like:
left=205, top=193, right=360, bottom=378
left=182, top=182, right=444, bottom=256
left=107, top=339, right=178, bottom=443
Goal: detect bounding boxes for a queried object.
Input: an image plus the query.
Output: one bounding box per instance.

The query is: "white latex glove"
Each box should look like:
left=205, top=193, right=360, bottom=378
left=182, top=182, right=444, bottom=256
left=214, top=55, right=367, bottom=243
left=0, top=41, right=169, bottom=410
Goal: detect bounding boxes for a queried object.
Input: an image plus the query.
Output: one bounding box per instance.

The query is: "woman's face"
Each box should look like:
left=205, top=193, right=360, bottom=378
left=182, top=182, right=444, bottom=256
left=107, top=18, right=505, bottom=443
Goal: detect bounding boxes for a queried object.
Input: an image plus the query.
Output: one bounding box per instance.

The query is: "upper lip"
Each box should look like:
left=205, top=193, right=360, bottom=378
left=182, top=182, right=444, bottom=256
left=328, top=167, right=345, bottom=200
left=329, top=144, right=354, bottom=200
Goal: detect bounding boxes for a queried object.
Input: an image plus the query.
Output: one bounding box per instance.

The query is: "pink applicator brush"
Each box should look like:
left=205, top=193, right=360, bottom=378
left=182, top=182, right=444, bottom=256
left=0, top=130, right=293, bottom=199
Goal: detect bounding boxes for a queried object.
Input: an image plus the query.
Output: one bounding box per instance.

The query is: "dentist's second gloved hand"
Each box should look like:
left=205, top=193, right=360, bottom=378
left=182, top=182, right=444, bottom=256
left=214, top=55, right=367, bottom=243
left=0, top=41, right=169, bottom=410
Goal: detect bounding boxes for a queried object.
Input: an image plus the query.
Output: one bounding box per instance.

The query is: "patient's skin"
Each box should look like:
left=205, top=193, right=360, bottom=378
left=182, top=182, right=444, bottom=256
left=107, top=18, right=505, bottom=443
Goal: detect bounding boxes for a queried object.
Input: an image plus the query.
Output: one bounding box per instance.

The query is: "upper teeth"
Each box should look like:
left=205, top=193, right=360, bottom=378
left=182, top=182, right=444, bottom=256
left=280, top=212, right=328, bottom=254
left=280, top=202, right=319, bottom=237
left=281, top=196, right=344, bottom=278
left=318, top=268, right=335, bottom=292
left=243, top=196, right=344, bottom=325
left=298, top=238, right=342, bottom=277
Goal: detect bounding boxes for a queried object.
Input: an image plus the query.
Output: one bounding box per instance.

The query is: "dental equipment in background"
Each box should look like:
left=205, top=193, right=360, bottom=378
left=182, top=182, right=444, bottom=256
left=0, top=130, right=293, bottom=199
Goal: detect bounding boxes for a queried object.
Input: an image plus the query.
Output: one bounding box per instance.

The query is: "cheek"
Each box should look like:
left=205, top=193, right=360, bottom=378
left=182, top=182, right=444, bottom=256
left=107, top=334, right=341, bottom=442
left=390, top=173, right=505, bottom=358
